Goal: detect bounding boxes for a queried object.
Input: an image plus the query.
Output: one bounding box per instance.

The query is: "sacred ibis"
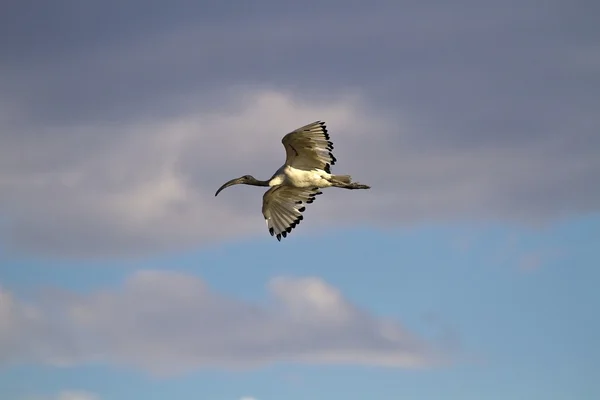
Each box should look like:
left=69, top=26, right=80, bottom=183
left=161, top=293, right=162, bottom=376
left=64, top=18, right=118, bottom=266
left=215, top=121, right=370, bottom=241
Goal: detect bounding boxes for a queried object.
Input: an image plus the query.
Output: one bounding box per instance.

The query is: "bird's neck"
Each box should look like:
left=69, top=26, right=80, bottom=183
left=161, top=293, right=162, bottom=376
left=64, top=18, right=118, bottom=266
left=248, top=178, right=270, bottom=187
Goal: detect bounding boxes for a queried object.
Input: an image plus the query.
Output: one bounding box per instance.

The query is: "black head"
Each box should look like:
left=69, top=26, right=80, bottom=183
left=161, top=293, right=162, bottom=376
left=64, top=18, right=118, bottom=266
left=214, top=175, right=261, bottom=196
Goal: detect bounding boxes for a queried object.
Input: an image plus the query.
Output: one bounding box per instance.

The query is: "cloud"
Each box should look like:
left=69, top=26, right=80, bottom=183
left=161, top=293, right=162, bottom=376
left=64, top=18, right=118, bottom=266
left=56, top=392, right=99, bottom=400
left=19, top=390, right=99, bottom=400
left=1, top=1, right=598, bottom=256
left=0, top=270, right=443, bottom=374
left=1, top=88, right=377, bottom=256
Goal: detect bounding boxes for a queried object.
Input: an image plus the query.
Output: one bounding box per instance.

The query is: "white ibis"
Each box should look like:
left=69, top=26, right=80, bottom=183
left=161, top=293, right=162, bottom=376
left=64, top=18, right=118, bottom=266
left=215, top=121, right=370, bottom=241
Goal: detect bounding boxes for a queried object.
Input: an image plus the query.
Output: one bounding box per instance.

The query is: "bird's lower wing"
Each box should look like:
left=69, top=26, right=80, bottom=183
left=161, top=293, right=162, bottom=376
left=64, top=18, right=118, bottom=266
left=262, top=185, right=322, bottom=241
left=281, top=121, right=337, bottom=173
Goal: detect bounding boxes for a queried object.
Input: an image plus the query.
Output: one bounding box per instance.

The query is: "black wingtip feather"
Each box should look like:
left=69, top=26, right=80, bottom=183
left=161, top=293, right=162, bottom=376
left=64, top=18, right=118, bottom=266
left=329, top=152, right=337, bottom=165
left=319, top=122, right=330, bottom=137
left=270, top=209, right=308, bottom=242
left=298, top=206, right=306, bottom=212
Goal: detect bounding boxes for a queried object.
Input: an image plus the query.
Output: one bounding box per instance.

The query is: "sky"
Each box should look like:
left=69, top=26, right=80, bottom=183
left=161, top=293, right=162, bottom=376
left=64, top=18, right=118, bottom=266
left=1, top=1, right=599, bottom=399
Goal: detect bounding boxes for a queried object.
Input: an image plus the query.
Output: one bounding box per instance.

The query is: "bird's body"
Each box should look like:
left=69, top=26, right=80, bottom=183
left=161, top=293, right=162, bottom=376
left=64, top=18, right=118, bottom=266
left=215, top=121, right=370, bottom=241
left=268, top=165, right=333, bottom=189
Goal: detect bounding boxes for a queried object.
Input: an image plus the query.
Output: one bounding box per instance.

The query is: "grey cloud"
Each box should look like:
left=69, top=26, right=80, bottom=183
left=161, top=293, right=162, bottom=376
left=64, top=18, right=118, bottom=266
left=1, top=90, right=373, bottom=256
left=4, top=0, right=595, bottom=126
left=0, top=271, right=442, bottom=373
left=0, top=0, right=599, bottom=256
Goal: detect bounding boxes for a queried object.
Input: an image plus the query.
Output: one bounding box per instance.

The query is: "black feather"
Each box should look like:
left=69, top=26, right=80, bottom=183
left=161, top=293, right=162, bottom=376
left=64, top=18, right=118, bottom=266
left=329, top=152, right=337, bottom=164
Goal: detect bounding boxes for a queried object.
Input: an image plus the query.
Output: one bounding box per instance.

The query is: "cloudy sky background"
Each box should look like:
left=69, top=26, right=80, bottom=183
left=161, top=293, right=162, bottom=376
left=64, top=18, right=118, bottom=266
left=1, top=1, right=599, bottom=399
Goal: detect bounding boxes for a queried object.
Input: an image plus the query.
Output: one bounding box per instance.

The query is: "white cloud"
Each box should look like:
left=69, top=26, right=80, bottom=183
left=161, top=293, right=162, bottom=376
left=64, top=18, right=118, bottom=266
left=1, top=84, right=597, bottom=258
left=18, top=390, right=99, bottom=400
left=56, top=391, right=99, bottom=400
left=1, top=88, right=383, bottom=256
left=0, top=271, right=444, bottom=374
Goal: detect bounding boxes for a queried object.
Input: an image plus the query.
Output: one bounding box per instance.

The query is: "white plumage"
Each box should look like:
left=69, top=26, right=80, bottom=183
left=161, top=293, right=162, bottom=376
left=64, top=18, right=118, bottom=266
left=215, top=121, right=370, bottom=241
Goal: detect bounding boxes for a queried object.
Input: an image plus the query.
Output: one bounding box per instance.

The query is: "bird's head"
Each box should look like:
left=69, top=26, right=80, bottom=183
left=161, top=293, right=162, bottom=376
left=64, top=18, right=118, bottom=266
left=215, top=175, right=259, bottom=196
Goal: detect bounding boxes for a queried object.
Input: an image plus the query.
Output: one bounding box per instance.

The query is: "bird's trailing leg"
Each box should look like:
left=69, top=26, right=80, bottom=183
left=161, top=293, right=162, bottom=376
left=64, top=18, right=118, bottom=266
left=329, top=175, right=370, bottom=190
left=342, top=182, right=371, bottom=189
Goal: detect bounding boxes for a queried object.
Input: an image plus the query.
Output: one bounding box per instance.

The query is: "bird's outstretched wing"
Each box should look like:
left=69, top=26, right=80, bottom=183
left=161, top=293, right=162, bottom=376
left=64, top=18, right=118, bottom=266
left=281, top=121, right=337, bottom=172
left=262, top=185, right=322, bottom=241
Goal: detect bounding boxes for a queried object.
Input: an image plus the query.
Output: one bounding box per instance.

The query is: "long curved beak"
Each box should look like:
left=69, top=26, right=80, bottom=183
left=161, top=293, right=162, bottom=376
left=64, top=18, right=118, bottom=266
left=215, top=177, right=243, bottom=196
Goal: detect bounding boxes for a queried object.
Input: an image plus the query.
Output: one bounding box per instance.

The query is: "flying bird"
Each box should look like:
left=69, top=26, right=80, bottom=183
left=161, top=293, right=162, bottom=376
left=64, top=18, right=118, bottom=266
left=215, top=121, right=370, bottom=241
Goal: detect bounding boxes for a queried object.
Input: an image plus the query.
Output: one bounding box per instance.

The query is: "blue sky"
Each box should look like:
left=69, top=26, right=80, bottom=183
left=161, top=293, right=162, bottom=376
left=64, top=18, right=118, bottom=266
left=2, top=219, right=599, bottom=399
left=1, top=1, right=599, bottom=399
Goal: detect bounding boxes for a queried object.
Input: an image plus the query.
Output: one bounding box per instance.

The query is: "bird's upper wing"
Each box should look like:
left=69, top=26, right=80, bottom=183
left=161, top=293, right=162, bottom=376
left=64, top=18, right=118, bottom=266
left=281, top=121, right=337, bottom=172
left=262, top=185, right=322, bottom=241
